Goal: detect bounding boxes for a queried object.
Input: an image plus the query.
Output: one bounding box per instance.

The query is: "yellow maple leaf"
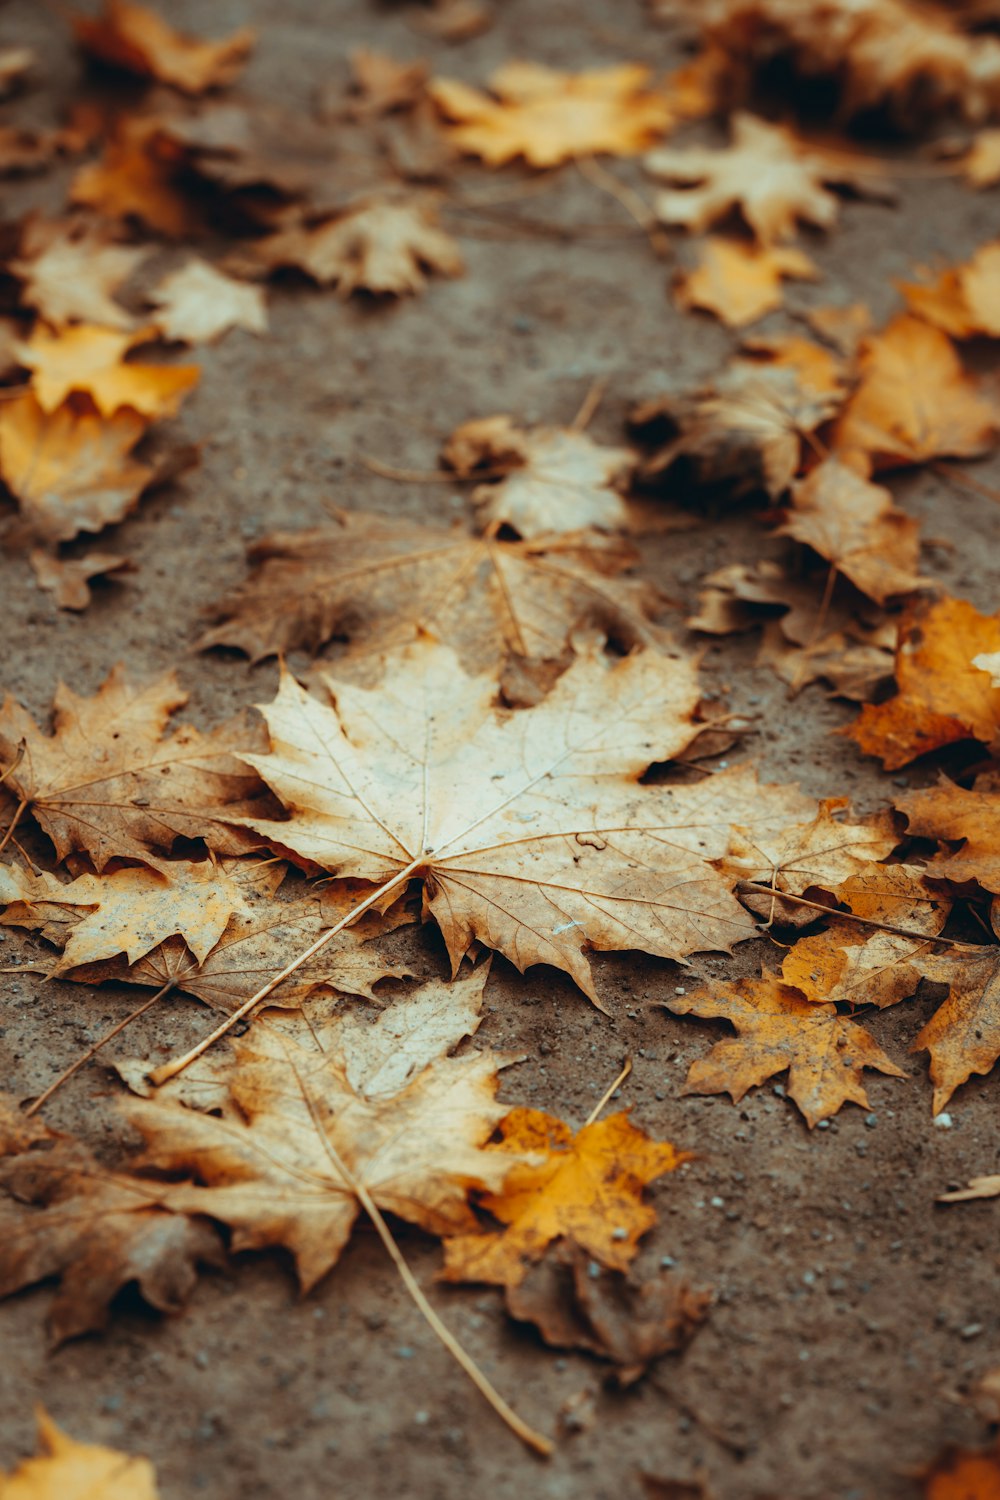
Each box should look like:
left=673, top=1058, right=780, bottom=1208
left=15, top=323, right=199, bottom=418
left=673, top=236, right=819, bottom=328
left=0, top=1408, right=159, bottom=1499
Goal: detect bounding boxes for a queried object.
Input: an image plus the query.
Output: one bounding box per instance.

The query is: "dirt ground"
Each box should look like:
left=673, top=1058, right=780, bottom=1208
left=0, top=2, right=998, bottom=1497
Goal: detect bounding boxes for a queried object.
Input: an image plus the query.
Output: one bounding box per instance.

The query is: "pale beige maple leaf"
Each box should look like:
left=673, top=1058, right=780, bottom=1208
left=148, top=259, right=267, bottom=344
left=0, top=665, right=268, bottom=872
left=722, top=801, right=898, bottom=903
left=11, top=218, right=148, bottom=329
left=197, top=512, right=665, bottom=668
left=647, top=112, right=887, bottom=243
left=441, top=415, right=635, bottom=537
left=429, top=62, right=674, bottom=168
left=235, top=637, right=815, bottom=1001
left=0, top=858, right=256, bottom=974
left=250, top=197, right=463, bottom=297
left=28, top=548, right=133, bottom=610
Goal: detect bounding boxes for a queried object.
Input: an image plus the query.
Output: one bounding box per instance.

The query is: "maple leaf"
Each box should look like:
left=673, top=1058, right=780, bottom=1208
left=806, top=300, right=873, bottom=357
left=900, top=243, right=1000, bottom=340
left=920, top=1443, right=1000, bottom=1498
left=0, top=1409, right=160, bottom=1499
left=198, top=511, right=665, bottom=667
left=0, top=664, right=269, bottom=872
left=779, top=457, right=926, bottom=605
left=428, top=62, right=674, bottom=167
left=248, top=197, right=463, bottom=297
left=0, top=858, right=256, bottom=974
left=441, top=1108, right=687, bottom=1287
left=125, top=971, right=528, bottom=1291
left=235, top=637, right=815, bottom=1001
left=0, top=1095, right=222, bottom=1343
left=720, top=800, right=898, bottom=904
left=72, top=0, right=255, bottom=94
left=505, top=1241, right=710, bottom=1384
left=780, top=865, right=951, bottom=1010
left=632, top=336, right=848, bottom=499
left=646, top=112, right=887, bottom=243
left=910, top=947, right=1000, bottom=1113
left=28, top=548, right=133, bottom=611
left=70, top=118, right=204, bottom=239
left=11, top=218, right=148, bottom=329
left=832, top=315, right=997, bottom=471
left=847, top=597, right=1000, bottom=769
left=147, top=259, right=267, bottom=345
left=897, top=775, right=1000, bottom=891
left=663, top=970, right=906, bottom=1128
left=346, top=48, right=429, bottom=119
left=673, top=236, right=820, bottom=328
left=441, top=415, right=635, bottom=537
left=962, top=128, right=1000, bottom=187
left=14, top=324, right=199, bottom=419
left=0, top=394, right=155, bottom=544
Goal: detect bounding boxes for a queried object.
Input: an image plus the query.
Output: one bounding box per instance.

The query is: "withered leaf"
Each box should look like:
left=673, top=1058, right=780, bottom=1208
left=14, top=323, right=200, bottom=419
left=0, top=665, right=269, bottom=871
left=70, top=117, right=206, bottom=239
left=0, top=1409, right=160, bottom=1498
left=900, top=242, right=1000, bottom=340
left=346, top=48, right=429, bottom=119
left=663, top=969, right=906, bottom=1128
left=721, top=801, right=898, bottom=903
left=29, top=548, right=134, bottom=610
left=73, top=0, right=255, bottom=95
left=149, top=259, right=267, bottom=344
left=11, top=218, right=148, bottom=330
left=673, top=236, right=820, bottom=328
left=897, top=775, right=1000, bottom=891
left=911, top=947, right=1000, bottom=1113
left=920, top=1443, right=1000, bottom=1498
left=938, top=1175, right=1000, bottom=1203
left=237, top=637, right=815, bottom=1001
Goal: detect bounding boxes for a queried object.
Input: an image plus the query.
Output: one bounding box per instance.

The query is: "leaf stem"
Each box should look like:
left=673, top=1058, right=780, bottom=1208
left=584, top=1055, right=632, bottom=1125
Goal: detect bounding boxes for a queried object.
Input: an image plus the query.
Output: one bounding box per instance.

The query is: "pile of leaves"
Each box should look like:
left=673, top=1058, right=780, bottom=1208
left=0, top=0, right=998, bottom=1488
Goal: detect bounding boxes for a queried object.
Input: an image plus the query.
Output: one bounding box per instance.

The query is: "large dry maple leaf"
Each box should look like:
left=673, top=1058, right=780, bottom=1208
left=901, top=243, right=1000, bottom=341
left=0, top=665, right=268, bottom=871
left=14, top=324, right=200, bottom=419
left=236, top=638, right=814, bottom=1001
left=72, top=0, right=254, bottom=94
left=646, top=112, right=886, bottom=243
left=11, top=217, right=149, bottom=330
left=897, top=775, right=1000, bottom=891
left=198, top=511, right=664, bottom=668
left=663, top=970, right=906, bottom=1127
left=0, top=1409, right=160, bottom=1499
left=441, top=1107, right=687, bottom=1287
left=429, top=62, right=674, bottom=167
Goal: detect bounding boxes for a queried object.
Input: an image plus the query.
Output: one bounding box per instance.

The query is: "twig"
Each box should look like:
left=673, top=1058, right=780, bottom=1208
left=584, top=1056, right=632, bottom=1126
left=575, top=155, right=670, bottom=258
left=570, top=378, right=607, bottom=433
left=25, top=981, right=177, bottom=1116
left=933, top=461, right=1000, bottom=507
left=359, top=455, right=510, bottom=484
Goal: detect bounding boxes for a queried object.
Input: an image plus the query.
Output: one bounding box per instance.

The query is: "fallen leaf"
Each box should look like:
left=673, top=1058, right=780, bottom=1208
left=506, top=1240, right=710, bottom=1383
left=938, top=1175, right=1000, bottom=1203
left=0, top=395, right=154, bottom=543
left=911, top=947, right=1000, bottom=1112
left=441, top=415, right=635, bottom=536
left=148, top=259, right=267, bottom=343
left=972, top=1367, right=1000, bottom=1421
left=11, top=218, right=148, bottom=329
left=846, top=597, right=1000, bottom=769
left=896, top=775, right=1000, bottom=892
left=721, top=801, right=898, bottom=901
left=0, top=46, right=34, bottom=99
left=70, top=118, right=205, bottom=238
left=780, top=457, right=926, bottom=604
left=832, top=315, right=997, bottom=471
left=429, top=62, right=674, bottom=167
left=901, top=243, right=1000, bottom=340
left=921, top=1443, right=1000, bottom=1498
left=441, top=1109, right=688, bottom=1286
left=247, top=196, right=463, bottom=296
left=14, top=324, right=200, bottom=418
left=662, top=969, right=906, bottom=1128
left=632, top=336, right=847, bottom=498
left=962, top=128, right=1000, bottom=187
left=28, top=548, right=134, bottom=610
left=0, top=1408, right=160, bottom=1498
left=757, top=618, right=896, bottom=701
left=0, top=1096, right=222, bottom=1343
left=0, top=664, right=269, bottom=871
left=413, top=0, right=493, bottom=43
left=198, top=512, right=665, bottom=667
left=0, top=858, right=256, bottom=973
left=346, top=48, right=428, bottom=118
left=674, top=236, right=820, bottom=328
left=73, top=0, right=254, bottom=94
left=647, top=112, right=887, bottom=243
left=806, top=301, right=873, bottom=357
left=236, top=637, right=814, bottom=1001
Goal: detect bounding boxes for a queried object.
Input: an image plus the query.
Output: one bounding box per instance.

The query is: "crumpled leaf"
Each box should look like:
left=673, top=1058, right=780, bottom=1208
left=246, top=196, right=463, bottom=297
left=897, top=774, right=1000, bottom=891
left=0, top=1096, right=223, bottom=1344
left=125, top=971, right=528, bottom=1292
left=429, top=62, right=674, bottom=167
left=14, top=323, right=200, bottom=418
left=832, top=315, right=997, bottom=471
left=847, top=597, right=1000, bottom=769
left=198, top=511, right=666, bottom=668
left=441, top=1109, right=688, bottom=1286
left=70, top=117, right=205, bottom=239
left=29, top=548, right=134, bottom=610
left=0, top=1408, right=160, bottom=1498
left=442, top=415, right=635, bottom=537
left=780, top=457, right=925, bottom=604
left=647, top=112, right=887, bottom=243
left=900, top=243, right=1000, bottom=340
left=911, top=947, right=1000, bottom=1113
left=236, top=636, right=815, bottom=1001
left=0, top=664, right=269, bottom=872
left=721, top=800, right=898, bottom=905
left=632, top=336, right=848, bottom=499
left=505, top=1240, right=710, bottom=1384
left=0, top=858, right=256, bottom=973
left=11, top=218, right=148, bottom=329
left=72, top=0, right=254, bottom=94
left=148, top=259, right=267, bottom=344
left=663, top=969, right=906, bottom=1127
left=0, top=395, right=154, bottom=543
left=674, top=236, right=820, bottom=327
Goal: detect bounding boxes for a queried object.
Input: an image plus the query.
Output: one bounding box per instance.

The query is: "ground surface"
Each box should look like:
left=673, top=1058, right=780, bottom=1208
left=0, top=2, right=998, bottom=1498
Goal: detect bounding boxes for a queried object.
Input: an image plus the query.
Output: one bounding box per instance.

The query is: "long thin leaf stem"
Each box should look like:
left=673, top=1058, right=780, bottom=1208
left=584, top=1056, right=632, bottom=1126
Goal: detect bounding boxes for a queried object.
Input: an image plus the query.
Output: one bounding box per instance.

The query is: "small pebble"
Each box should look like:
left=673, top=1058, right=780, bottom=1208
left=588, top=1261, right=601, bottom=1279
left=773, top=1084, right=786, bottom=1098
left=611, top=1226, right=628, bottom=1241
left=660, top=1255, right=676, bottom=1268
left=710, top=1195, right=725, bottom=1208
left=960, top=1323, right=984, bottom=1339
left=194, top=1350, right=210, bottom=1370
left=396, top=1346, right=415, bottom=1359
left=414, top=1411, right=430, bottom=1425
left=933, top=1112, right=953, bottom=1129
left=864, top=1113, right=878, bottom=1129
left=816, top=1119, right=830, bottom=1130
left=674, top=986, right=686, bottom=995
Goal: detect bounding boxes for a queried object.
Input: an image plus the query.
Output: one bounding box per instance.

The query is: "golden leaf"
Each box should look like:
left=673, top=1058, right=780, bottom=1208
left=72, top=0, right=254, bottom=94
left=673, top=236, right=819, bottom=328
left=0, top=1409, right=159, bottom=1499
left=14, top=324, right=199, bottom=419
